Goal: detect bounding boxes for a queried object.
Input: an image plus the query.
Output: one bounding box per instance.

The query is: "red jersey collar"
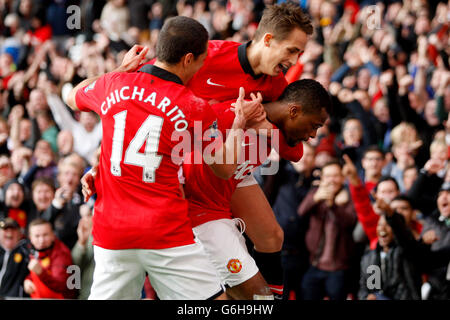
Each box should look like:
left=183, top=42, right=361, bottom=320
left=138, top=64, right=183, bottom=85
left=238, top=41, right=263, bottom=80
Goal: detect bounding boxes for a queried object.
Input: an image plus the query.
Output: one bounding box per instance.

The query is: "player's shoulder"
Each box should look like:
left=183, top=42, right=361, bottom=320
left=207, top=40, right=240, bottom=57
left=211, top=100, right=234, bottom=113
left=179, top=88, right=210, bottom=112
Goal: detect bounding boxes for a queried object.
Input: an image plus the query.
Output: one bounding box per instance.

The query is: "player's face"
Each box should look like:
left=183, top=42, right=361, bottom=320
left=187, top=50, right=208, bottom=82
left=261, top=28, right=308, bottom=76
left=283, top=107, right=328, bottom=147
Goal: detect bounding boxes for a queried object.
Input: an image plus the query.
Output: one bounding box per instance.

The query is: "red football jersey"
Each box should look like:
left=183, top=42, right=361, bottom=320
left=183, top=101, right=303, bottom=227
left=75, top=65, right=216, bottom=249
left=187, top=40, right=288, bottom=103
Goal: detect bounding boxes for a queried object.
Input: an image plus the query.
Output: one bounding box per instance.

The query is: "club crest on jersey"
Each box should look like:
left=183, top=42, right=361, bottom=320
left=227, top=259, right=242, bottom=273
left=84, top=81, right=96, bottom=93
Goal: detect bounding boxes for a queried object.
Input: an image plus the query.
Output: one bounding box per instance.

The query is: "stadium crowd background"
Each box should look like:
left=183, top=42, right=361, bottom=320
left=0, top=0, right=449, bottom=300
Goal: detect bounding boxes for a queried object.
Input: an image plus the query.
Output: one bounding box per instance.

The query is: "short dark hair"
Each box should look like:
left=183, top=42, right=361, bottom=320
left=374, top=176, right=399, bottom=193
left=392, top=195, right=413, bottom=206
left=28, top=218, right=53, bottom=231
left=363, top=145, right=385, bottom=158
left=278, top=79, right=332, bottom=115
left=156, top=16, right=209, bottom=64
left=322, top=160, right=342, bottom=171
left=31, top=177, right=55, bottom=193
left=254, top=3, right=313, bottom=41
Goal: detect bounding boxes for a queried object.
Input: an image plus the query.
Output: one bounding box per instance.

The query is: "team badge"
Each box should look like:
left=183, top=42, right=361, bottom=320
left=14, top=253, right=22, bottom=263
left=84, top=80, right=97, bottom=93
left=227, top=259, right=242, bottom=273
left=41, top=257, right=50, bottom=268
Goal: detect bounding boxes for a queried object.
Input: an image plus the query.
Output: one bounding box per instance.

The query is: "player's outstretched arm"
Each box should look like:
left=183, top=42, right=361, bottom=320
left=207, top=87, right=263, bottom=179
left=66, top=45, right=149, bottom=111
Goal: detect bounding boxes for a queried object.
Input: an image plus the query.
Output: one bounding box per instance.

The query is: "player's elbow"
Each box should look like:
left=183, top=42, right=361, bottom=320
left=66, top=89, right=79, bottom=111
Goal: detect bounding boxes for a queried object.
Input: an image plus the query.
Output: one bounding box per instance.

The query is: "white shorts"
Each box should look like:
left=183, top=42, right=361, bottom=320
left=236, top=172, right=258, bottom=188
left=193, top=218, right=259, bottom=288
left=89, top=243, right=223, bottom=300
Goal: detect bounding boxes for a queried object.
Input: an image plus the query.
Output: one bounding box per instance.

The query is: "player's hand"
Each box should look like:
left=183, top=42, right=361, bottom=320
left=232, top=87, right=247, bottom=128
left=232, top=88, right=264, bottom=129
left=243, top=92, right=266, bottom=130
left=115, top=45, right=149, bottom=73
left=81, top=165, right=98, bottom=202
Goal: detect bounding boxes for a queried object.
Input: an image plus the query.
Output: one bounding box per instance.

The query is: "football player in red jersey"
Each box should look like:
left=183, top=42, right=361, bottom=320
left=66, top=17, right=263, bottom=300
left=184, top=79, right=331, bottom=299
left=82, top=3, right=317, bottom=299
left=185, top=3, right=315, bottom=299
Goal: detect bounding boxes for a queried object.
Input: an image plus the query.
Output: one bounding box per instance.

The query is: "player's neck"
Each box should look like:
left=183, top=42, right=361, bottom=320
left=246, top=41, right=264, bottom=76
left=263, top=102, right=283, bottom=127
left=154, top=60, right=188, bottom=85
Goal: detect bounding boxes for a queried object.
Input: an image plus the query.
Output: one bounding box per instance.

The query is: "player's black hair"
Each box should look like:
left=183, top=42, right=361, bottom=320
left=278, top=79, right=333, bottom=115
left=156, top=16, right=209, bottom=64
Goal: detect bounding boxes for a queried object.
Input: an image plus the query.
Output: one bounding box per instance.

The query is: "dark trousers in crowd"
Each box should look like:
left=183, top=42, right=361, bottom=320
left=301, top=265, right=347, bottom=300
left=281, top=250, right=308, bottom=300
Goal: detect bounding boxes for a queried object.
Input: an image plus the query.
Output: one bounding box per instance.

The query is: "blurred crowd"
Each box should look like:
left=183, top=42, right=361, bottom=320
left=0, top=0, right=449, bottom=300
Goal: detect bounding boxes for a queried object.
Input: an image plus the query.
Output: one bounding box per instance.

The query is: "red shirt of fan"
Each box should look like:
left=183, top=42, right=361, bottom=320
left=183, top=101, right=303, bottom=227
left=187, top=40, right=288, bottom=103
left=75, top=65, right=216, bottom=249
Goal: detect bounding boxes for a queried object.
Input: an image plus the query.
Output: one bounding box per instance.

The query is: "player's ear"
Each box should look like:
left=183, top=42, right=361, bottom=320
left=183, top=53, right=194, bottom=67
left=263, top=33, right=273, bottom=47
left=289, top=104, right=300, bottom=119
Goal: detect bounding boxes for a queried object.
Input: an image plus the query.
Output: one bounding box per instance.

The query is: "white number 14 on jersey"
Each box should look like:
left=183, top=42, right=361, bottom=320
left=110, top=111, right=163, bottom=183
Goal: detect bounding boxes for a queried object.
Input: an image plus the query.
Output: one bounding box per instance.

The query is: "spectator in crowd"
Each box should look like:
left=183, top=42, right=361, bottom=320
left=21, top=139, right=57, bottom=188
left=420, top=181, right=450, bottom=300
left=27, top=177, right=56, bottom=228
left=0, top=0, right=449, bottom=301
left=272, top=142, right=319, bottom=300
left=23, top=218, right=76, bottom=299
left=71, top=204, right=94, bottom=300
left=298, top=160, right=357, bottom=300
left=360, top=146, right=386, bottom=193
left=41, top=153, right=85, bottom=249
left=0, top=155, right=15, bottom=201
left=0, top=217, right=29, bottom=298
left=0, top=178, right=31, bottom=230
left=358, top=213, right=422, bottom=300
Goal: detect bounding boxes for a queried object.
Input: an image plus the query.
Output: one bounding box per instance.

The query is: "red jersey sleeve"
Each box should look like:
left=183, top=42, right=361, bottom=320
left=75, top=73, right=114, bottom=113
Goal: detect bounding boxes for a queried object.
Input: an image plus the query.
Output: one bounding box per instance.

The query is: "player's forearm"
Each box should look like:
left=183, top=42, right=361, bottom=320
left=208, top=117, right=245, bottom=179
